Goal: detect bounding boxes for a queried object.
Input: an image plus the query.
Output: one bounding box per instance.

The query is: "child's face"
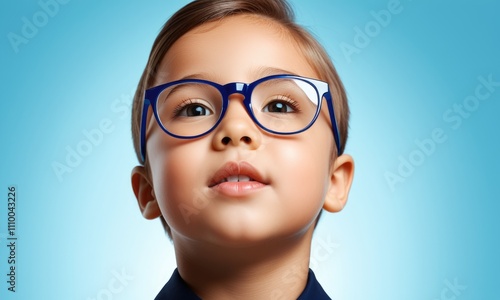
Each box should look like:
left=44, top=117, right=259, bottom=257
left=142, top=15, right=346, bottom=246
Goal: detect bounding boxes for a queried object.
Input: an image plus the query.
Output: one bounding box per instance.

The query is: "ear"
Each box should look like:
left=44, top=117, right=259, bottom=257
left=131, top=166, right=162, bottom=219
left=323, top=154, right=355, bottom=213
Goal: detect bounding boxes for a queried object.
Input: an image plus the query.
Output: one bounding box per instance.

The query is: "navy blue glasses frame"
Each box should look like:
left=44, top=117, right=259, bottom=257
left=139, top=74, right=342, bottom=162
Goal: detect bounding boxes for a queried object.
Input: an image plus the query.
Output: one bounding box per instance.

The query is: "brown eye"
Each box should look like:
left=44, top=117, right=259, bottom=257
left=182, top=104, right=212, bottom=116
left=173, top=99, right=214, bottom=117
left=263, top=101, right=294, bottom=113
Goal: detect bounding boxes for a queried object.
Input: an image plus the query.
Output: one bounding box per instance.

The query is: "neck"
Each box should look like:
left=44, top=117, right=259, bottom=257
left=173, top=228, right=314, bottom=300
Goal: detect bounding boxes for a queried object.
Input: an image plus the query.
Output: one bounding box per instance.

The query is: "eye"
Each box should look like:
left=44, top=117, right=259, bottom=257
left=174, top=100, right=214, bottom=117
left=262, top=96, right=299, bottom=113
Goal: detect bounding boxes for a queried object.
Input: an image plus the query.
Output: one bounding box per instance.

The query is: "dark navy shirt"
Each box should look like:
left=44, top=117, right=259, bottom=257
left=155, top=268, right=331, bottom=299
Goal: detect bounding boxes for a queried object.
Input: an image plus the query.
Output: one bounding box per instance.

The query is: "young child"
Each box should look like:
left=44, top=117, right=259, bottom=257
left=130, top=0, right=354, bottom=298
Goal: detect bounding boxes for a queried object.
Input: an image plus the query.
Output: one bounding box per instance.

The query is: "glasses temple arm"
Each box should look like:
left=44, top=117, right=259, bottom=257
left=324, top=92, right=342, bottom=155
left=139, top=99, right=151, bottom=163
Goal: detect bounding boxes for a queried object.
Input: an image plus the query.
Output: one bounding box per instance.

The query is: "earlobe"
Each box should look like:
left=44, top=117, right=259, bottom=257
left=131, top=166, right=162, bottom=219
left=323, top=154, right=355, bottom=213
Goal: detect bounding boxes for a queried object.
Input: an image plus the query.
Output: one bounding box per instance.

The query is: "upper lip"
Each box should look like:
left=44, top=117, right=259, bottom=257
left=208, top=161, right=268, bottom=187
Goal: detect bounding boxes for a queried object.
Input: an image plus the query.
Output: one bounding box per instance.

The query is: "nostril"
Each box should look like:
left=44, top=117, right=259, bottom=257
left=241, top=136, right=251, bottom=143
left=221, top=137, right=231, bottom=145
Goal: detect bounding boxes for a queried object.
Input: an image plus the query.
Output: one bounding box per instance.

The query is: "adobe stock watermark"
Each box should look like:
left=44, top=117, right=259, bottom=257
left=51, top=91, right=134, bottom=182
left=434, top=278, right=467, bottom=300
left=270, top=235, right=339, bottom=299
left=178, top=188, right=218, bottom=224
left=309, top=234, right=340, bottom=270
left=339, top=0, right=411, bottom=64
left=7, top=0, right=71, bottom=54
left=86, top=268, right=134, bottom=300
left=385, top=74, right=499, bottom=192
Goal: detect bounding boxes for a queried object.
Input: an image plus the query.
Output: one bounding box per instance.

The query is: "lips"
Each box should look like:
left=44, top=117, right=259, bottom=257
left=208, top=161, right=268, bottom=195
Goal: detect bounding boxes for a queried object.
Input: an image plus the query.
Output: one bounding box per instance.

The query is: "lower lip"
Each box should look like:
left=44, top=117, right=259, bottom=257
left=211, top=181, right=267, bottom=197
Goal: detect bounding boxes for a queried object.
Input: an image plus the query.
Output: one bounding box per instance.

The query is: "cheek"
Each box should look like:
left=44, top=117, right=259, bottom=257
left=147, top=132, right=209, bottom=229
left=266, top=126, right=333, bottom=222
left=272, top=118, right=334, bottom=179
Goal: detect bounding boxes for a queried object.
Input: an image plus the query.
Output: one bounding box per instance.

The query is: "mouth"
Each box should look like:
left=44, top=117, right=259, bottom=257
left=208, top=161, right=268, bottom=189
left=218, top=175, right=254, bottom=183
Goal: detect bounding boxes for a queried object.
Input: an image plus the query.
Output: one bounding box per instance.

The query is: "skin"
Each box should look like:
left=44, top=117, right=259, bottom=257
left=132, top=15, right=354, bottom=300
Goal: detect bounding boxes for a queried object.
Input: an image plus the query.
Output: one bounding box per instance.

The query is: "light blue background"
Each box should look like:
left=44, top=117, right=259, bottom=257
left=1, top=0, right=499, bottom=299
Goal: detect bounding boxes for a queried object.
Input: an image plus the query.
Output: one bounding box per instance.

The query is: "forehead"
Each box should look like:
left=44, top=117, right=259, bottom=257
left=155, top=14, right=318, bottom=85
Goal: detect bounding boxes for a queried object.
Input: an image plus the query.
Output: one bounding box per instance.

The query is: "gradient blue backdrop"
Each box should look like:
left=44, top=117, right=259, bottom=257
left=1, top=0, right=499, bottom=299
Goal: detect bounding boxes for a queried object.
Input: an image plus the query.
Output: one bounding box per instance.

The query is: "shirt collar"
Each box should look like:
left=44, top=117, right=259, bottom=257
left=155, top=268, right=331, bottom=299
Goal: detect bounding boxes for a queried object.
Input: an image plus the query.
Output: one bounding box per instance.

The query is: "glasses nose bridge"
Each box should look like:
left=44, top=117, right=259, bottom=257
left=220, top=81, right=259, bottom=127
left=221, top=82, right=253, bottom=119
left=222, top=82, right=249, bottom=100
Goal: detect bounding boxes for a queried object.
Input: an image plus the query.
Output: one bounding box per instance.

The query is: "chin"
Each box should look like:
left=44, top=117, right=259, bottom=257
left=201, top=221, right=312, bottom=249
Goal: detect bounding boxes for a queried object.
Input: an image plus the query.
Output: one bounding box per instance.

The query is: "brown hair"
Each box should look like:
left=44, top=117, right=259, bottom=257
left=131, top=0, right=349, bottom=236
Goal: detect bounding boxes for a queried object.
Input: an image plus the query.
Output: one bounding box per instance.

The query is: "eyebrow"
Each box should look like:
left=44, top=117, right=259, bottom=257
left=174, top=67, right=299, bottom=84
left=175, top=73, right=212, bottom=81
left=253, top=66, right=298, bottom=78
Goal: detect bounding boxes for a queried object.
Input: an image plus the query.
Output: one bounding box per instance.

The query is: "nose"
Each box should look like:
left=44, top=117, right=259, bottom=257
left=211, top=94, right=261, bottom=151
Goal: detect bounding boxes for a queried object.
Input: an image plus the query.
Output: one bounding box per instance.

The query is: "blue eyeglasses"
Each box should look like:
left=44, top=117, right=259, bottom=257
left=139, top=74, right=341, bottom=162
